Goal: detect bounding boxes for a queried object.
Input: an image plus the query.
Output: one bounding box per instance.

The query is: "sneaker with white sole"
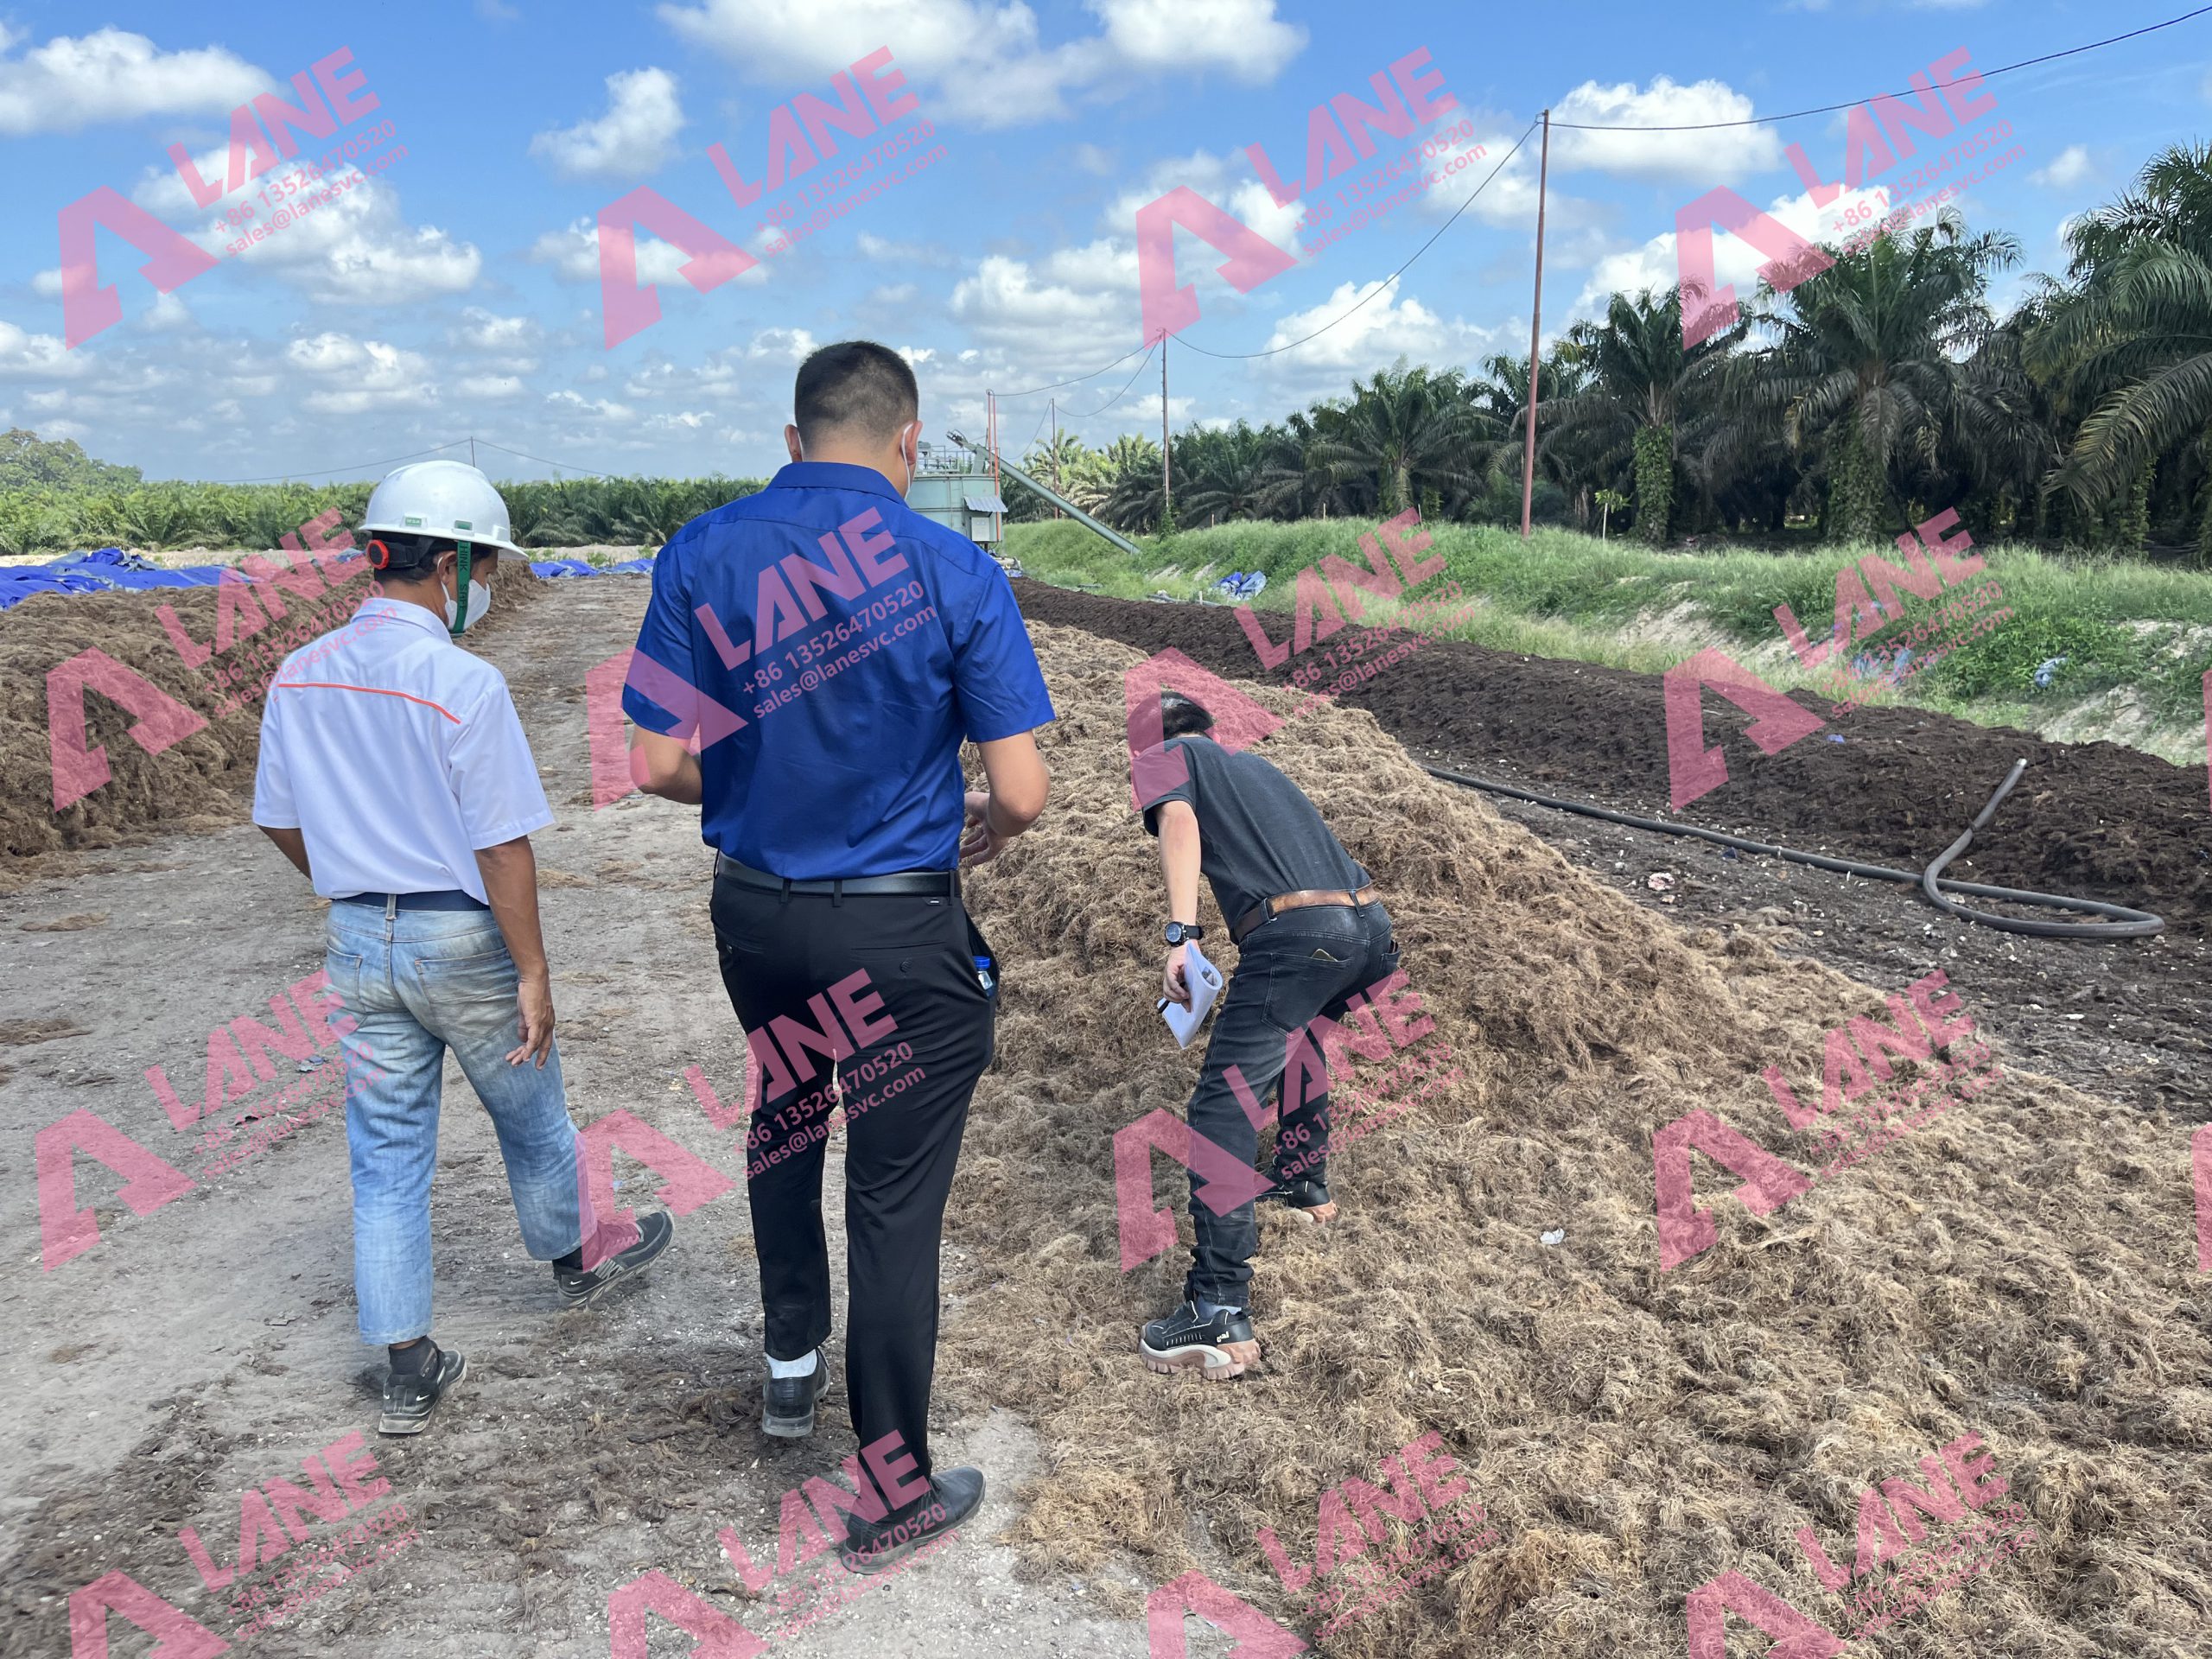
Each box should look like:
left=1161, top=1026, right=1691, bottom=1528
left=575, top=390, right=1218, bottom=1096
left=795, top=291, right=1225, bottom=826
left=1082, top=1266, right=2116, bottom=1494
left=555, top=1211, right=676, bottom=1307
left=378, top=1344, right=467, bottom=1436
left=1140, top=1300, right=1259, bottom=1382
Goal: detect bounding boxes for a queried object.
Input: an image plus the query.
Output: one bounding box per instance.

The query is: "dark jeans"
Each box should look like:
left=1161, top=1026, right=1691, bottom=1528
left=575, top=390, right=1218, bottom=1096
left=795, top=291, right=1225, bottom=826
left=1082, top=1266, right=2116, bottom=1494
left=1185, top=899, right=1396, bottom=1307
left=709, top=867, right=995, bottom=1480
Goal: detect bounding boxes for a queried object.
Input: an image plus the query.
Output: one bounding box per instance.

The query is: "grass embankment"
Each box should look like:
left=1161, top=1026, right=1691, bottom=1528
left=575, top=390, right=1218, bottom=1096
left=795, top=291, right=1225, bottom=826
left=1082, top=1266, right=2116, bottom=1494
left=1005, top=518, right=2212, bottom=764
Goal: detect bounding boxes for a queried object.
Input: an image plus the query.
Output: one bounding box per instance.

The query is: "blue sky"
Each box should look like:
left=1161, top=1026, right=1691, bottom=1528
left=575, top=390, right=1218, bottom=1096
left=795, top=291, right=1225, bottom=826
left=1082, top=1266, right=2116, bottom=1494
left=1, top=0, right=2206, bottom=486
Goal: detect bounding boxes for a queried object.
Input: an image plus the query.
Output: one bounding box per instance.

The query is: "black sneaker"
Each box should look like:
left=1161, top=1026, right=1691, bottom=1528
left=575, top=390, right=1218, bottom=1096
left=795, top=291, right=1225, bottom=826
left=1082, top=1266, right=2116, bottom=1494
left=1260, top=1174, right=1338, bottom=1223
left=378, top=1344, right=467, bottom=1436
left=763, top=1348, right=830, bottom=1438
left=555, top=1211, right=676, bottom=1307
left=839, top=1466, right=983, bottom=1574
left=1140, top=1300, right=1258, bottom=1382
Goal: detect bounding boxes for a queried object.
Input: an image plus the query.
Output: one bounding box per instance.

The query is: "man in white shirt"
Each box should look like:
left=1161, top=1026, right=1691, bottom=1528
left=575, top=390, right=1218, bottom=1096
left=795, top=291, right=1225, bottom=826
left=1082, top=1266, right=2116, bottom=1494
left=251, top=461, right=674, bottom=1436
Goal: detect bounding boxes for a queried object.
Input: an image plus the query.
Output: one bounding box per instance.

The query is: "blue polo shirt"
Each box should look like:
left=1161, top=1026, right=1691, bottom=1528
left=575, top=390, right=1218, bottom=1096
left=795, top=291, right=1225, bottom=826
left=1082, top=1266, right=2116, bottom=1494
left=623, top=461, right=1054, bottom=877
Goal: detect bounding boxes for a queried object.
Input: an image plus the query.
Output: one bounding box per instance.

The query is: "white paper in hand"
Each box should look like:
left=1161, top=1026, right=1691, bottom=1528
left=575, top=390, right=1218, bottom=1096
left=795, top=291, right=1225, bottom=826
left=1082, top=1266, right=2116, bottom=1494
left=1160, top=943, right=1224, bottom=1049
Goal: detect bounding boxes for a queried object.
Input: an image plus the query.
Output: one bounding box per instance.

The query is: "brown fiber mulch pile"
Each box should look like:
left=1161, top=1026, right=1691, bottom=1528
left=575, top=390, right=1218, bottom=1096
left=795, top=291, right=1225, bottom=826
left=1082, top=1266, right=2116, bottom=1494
left=938, top=621, right=2211, bottom=1658
left=0, top=558, right=556, bottom=868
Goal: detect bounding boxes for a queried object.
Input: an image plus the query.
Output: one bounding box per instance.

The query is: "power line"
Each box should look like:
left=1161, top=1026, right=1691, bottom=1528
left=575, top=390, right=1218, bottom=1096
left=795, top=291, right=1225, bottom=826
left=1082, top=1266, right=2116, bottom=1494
left=469, top=435, right=632, bottom=478
left=1550, top=4, right=2212, bottom=130
left=1077, top=338, right=1160, bottom=419
left=191, top=439, right=472, bottom=486
left=1173, top=119, right=1540, bottom=361
left=990, top=338, right=1157, bottom=403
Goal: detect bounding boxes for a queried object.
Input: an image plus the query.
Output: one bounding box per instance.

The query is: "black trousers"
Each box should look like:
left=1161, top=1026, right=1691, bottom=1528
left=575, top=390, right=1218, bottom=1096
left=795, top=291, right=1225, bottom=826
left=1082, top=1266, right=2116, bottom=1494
left=1185, top=899, right=1396, bottom=1306
left=710, top=865, right=995, bottom=1480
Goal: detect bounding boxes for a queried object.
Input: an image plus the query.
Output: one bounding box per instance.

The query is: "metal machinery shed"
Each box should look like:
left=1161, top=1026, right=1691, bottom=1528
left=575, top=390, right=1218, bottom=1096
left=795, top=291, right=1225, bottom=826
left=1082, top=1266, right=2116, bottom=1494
left=904, top=442, right=1006, bottom=545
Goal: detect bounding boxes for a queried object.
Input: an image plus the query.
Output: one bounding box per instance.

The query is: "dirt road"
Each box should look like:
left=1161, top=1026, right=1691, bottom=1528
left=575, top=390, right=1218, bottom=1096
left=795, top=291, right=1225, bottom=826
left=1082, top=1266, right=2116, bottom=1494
left=1, top=579, right=1179, bottom=1659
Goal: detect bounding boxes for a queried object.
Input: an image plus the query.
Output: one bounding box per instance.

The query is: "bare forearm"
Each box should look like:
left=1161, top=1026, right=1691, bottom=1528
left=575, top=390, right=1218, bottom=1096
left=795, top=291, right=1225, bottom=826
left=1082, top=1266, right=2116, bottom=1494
left=261, top=825, right=313, bottom=880
left=632, top=728, right=703, bottom=804
left=474, top=837, right=550, bottom=979
left=1160, top=811, right=1202, bottom=923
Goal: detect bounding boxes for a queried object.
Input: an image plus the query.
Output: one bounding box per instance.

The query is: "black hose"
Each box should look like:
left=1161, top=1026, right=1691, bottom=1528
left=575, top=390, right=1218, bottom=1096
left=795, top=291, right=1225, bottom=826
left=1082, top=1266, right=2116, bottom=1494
left=1420, top=760, right=2165, bottom=942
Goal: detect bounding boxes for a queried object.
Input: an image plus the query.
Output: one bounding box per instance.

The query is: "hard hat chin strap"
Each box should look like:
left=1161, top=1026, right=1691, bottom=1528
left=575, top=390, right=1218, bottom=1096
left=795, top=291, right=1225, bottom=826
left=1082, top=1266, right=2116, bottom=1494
left=448, top=540, right=473, bottom=635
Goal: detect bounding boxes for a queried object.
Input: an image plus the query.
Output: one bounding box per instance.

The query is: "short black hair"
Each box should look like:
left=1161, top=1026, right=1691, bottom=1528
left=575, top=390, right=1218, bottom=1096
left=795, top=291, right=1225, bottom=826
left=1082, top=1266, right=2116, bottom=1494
left=793, top=340, right=918, bottom=448
left=1160, top=691, right=1214, bottom=740
left=366, top=532, right=497, bottom=580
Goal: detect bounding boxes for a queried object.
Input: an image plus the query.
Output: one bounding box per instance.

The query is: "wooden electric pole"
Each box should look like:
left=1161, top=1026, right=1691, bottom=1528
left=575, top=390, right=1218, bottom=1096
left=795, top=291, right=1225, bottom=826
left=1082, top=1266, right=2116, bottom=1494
left=1160, top=335, right=1172, bottom=528
left=1521, top=109, right=1551, bottom=542
left=1052, top=399, right=1061, bottom=519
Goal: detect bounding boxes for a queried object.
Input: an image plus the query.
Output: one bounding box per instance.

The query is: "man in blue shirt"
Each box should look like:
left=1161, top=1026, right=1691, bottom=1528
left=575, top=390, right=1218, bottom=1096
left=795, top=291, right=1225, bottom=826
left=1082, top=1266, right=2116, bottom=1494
left=626, top=340, right=1052, bottom=1572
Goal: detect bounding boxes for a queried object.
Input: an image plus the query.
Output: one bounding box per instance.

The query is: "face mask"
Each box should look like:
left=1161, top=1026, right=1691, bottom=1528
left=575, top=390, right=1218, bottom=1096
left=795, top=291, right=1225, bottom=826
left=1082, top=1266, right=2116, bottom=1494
left=896, top=423, right=919, bottom=496
left=442, top=575, right=492, bottom=633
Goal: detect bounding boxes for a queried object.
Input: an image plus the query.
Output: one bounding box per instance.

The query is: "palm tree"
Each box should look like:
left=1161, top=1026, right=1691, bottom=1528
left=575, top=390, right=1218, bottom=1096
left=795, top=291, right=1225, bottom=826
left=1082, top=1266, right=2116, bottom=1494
left=2028, top=143, right=2212, bottom=558
left=1307, top=364, right=1488, bottom=517
left=1738, top=214, right=2019, bottom=542
left=1546, top=287, right=1735, bottom=545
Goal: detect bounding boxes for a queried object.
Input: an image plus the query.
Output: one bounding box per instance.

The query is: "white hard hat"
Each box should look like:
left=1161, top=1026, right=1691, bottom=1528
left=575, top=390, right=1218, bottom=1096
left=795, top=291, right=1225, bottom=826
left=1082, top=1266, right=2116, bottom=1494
left=360, top=460, right=520, bottom=555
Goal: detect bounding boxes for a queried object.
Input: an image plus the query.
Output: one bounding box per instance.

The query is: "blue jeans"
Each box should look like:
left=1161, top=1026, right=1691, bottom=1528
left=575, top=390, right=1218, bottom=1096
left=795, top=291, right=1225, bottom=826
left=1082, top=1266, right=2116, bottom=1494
left=325, top=900, right=592, bottom=1344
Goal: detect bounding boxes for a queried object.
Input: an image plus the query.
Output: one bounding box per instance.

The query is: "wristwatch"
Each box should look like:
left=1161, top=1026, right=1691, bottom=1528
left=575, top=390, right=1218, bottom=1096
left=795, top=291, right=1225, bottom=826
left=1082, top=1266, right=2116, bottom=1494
left=1164, top=920, right=1205, bottom=945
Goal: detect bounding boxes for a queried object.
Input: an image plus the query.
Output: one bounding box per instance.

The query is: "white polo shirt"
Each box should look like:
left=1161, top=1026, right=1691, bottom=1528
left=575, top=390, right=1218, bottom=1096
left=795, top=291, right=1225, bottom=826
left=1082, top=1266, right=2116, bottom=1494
left=251, top=597, right=555, bottom=902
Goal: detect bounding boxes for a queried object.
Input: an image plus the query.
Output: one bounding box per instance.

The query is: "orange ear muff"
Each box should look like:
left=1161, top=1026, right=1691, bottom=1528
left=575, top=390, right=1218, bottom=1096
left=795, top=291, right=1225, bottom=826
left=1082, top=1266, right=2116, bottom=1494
left=368, top=537, right=392, bottom=570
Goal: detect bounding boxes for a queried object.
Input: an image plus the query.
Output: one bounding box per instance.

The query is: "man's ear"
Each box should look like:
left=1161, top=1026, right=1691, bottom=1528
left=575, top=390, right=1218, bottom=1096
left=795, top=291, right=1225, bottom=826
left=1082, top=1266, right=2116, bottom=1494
left=785, top=423, right=805, bottom=463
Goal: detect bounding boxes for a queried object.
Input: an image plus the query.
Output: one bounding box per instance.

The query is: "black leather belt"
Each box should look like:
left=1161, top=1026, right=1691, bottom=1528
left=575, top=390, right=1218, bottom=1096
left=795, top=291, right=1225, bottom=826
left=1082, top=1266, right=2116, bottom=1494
left=335, top=889, right=488, bottom=912
left=715, top=851, right=958, bottom=899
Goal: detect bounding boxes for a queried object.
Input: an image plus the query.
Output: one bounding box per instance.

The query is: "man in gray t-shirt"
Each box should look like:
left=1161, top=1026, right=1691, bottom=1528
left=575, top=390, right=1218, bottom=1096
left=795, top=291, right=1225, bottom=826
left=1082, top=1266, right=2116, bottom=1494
left=1132, top=691, right=1398, bottom=1383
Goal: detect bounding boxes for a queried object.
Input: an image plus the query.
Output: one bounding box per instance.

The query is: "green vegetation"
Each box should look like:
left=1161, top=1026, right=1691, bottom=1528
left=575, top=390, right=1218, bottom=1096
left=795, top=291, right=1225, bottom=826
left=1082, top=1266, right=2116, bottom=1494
left=0, top=469, right=765, bottom=560
left=1006, top=516, right=2212, bottom=763
left=0, top=429, right=143, bottom=493
left=1008, top=142, right=2212, bottom=565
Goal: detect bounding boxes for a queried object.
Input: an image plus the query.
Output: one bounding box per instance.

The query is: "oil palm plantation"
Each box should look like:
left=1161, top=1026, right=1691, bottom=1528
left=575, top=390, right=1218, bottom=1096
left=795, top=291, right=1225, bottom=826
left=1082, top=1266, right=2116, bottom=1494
left=1543, top=288, right=1734, bottom=544
left=2028, top=143, right=2212, bottom=558
left=1307, top=364, right=1490, bottom=518
left=1737, top=213, right=2020, bottom=542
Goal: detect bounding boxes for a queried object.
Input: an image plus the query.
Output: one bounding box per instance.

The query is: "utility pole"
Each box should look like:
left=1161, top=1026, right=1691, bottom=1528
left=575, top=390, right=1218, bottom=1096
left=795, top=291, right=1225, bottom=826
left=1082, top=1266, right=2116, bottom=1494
left=987, top=391, right=1002, bottom=545
left=469, top=435, right=477, bottom=469
left=1520, top=109, right=1550, bottom=542
left=1160, top=335, right=1172, bottom=528
left=1052, top=398, right=1061, bottom=519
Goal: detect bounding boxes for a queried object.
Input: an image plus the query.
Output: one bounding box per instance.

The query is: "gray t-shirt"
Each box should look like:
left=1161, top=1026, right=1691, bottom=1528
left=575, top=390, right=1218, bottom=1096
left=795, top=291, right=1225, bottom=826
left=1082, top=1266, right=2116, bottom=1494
left=1137, top=735, right=1370, bottom=928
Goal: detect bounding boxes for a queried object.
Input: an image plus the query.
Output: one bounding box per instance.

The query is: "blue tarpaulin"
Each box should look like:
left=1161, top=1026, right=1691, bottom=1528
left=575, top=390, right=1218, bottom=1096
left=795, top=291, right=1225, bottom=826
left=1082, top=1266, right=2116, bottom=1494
left=4, top=546, right=639, bottom=612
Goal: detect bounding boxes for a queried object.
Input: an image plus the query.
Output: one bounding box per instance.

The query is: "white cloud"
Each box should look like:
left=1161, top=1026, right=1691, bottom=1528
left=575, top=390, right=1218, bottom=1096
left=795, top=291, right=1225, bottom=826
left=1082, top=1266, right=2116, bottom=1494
left=286, top=334, right=435, bottom=413
left=0, top=27, right=267, bottom=135
left=0, top=321, right=87, bottom=379
left=545, top=389, right=637, bottom=420
left=456, top=309, right=541, bottom=351
left=2031, top=144, right=2094, bottom=190
left=1072, top=142, right=1116, bottom=175
left=856, top=231, right=961, bottom=267
left=657, top=0, right=1305, bottom=127
left=948, top=248, right=1138, bottom=366
left=1105, top=147, right=1302, bottom=251
left=1551, top=77, right=1783, bottom=183
left=528, top=216, right=770, bottom=288
left=1087, top=0, right=1304, bottom=82
left=1256, top=277, right=1505, bottom=372
left=456, top=374, right=526, bottom=400
left=531, top=67, right=685, bottom=180
left=1571, top=180, right=1890, bottom=317
left=225, top=175, right=484, bottom=305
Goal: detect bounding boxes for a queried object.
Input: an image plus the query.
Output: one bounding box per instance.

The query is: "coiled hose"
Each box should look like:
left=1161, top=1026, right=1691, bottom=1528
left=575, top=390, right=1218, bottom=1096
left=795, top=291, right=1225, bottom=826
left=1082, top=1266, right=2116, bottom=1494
left=1420, top=758, right=2165, bottom=941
